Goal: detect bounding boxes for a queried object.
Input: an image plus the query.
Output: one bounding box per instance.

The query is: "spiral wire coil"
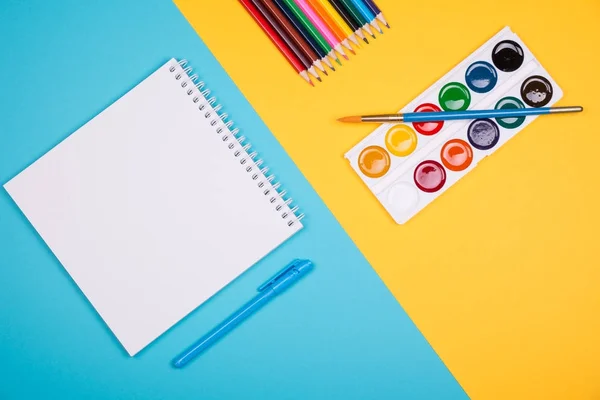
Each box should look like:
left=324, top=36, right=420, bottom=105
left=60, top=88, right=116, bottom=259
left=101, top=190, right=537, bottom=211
left=170, top=60, right=304, bottom=227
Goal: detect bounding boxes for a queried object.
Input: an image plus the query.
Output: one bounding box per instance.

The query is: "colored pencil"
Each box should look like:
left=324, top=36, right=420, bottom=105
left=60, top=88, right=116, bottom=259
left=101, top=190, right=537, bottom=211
left=334, top=0, right=375, bottom=39
left=313, top=0, right=362, bottom=47
left=305, top=0, right=356, bottom=53
left=273, top=0, right=336, bottom=70
left=362, top=0, right=389, bottom=28
left=239, top=0, right=313, bottom=85
left=293, top=0, right=350, bottom=59
left=327, top=0, right=368, bottom=44
left=337, top=106, right=584, bottom=124
left=259, top=0, right=328, bottom=75
left=280, top=0, right=342, bottom=65
left=247, top=0, right=321, bottom=81
left=348, top=0, right=382, bottom=34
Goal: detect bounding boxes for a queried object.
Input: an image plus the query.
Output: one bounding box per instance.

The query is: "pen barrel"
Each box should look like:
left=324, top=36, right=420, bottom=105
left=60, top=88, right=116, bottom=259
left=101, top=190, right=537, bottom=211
left=173, top=292, right=274, bottom=367
left=173, top=261, right=313, bottom=368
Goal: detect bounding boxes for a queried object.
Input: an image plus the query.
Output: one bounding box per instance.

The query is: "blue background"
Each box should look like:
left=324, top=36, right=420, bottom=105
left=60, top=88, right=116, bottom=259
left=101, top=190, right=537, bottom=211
left=0, top=1, right=467, bottom=398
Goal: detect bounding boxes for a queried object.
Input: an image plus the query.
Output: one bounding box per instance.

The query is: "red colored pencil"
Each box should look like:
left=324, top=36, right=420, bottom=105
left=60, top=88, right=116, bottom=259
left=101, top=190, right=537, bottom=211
left=259, top=0, right=328, bottom=75
left=239, top=0, right=314, bottom=86
left=250, top=0, right=321, bottom=81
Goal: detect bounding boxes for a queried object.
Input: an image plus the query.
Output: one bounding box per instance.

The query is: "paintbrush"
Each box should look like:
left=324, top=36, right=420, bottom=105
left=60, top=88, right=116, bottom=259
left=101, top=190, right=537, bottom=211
left=338, top=106, right=583, bottom=124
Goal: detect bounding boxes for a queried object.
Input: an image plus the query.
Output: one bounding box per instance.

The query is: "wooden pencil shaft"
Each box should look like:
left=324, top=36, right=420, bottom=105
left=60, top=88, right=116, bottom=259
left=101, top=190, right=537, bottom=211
left=293, top=0, right=340, bottom=48
left=337, top=0, right=369, bottom=26
left=273, top=0, right=327, bottom=59
left=260, top=0, right=321, bottom=65
left=349, top=0, right=377, bottom=25
left=281, top=0, right=333, bottom=54
left=362, top=0, right=381, bottom=14
left=315, top=0, right=355, bottom=39
left=306, top=0, right=347, bottom=43
left=362, top=0, right=388, bottom=28
left=250, top=0, right=313, bottom=69
left=239, top=0, right=306, bottom=74
left=328, top=0, right=361, bottom=30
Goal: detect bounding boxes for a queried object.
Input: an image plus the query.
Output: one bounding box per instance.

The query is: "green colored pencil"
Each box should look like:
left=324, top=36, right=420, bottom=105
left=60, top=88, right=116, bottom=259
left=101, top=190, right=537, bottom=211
left=337, top=0, right=375, bottom=38
left=280, top=0, right=342, bottom=65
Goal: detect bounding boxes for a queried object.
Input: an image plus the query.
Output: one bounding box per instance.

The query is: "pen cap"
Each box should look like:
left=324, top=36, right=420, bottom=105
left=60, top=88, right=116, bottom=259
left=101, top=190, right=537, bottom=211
left=257, top=259, right=314, bottom=293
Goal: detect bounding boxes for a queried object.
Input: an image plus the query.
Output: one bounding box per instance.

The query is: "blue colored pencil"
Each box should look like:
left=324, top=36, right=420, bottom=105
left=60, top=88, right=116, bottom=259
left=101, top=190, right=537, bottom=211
left=347, top=0, right=382, bottom=34
left=361, top=0, right=389, bottom=28
left=338, top=106, right=584, bottom=124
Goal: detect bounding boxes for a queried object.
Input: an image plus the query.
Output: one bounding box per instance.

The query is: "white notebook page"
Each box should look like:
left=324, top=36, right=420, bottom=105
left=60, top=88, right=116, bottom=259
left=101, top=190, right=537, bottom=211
left=4, top=59, right=302, bottom=356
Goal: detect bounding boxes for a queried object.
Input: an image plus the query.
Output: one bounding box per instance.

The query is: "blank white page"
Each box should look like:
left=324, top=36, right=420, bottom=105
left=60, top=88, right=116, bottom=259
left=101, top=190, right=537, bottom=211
left=4, top=59, right=303, bottom=356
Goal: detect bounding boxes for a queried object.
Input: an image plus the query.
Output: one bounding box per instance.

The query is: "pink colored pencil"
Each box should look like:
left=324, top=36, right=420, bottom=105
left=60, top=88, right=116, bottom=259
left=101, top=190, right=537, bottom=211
left=292, top=0, right=349, bottom=59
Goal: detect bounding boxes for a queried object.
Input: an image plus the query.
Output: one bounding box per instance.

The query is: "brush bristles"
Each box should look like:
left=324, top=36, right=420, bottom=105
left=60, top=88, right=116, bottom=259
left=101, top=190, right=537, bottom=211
left=337, top=116, right=362, bottom=123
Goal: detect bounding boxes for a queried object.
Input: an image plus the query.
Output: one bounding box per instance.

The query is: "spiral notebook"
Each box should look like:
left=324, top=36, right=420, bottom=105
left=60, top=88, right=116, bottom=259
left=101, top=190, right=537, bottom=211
left=4, top=59, right=303, bottom=356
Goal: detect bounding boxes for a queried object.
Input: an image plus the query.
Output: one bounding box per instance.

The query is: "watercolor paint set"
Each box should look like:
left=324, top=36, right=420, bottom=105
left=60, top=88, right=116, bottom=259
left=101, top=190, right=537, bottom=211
left=345, top=27, right=562, bottom=224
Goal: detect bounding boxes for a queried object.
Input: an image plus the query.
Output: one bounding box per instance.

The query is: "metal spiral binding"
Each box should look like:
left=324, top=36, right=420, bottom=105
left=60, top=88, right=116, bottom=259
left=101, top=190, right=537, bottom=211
left=169, top=59, right=304, bottom=227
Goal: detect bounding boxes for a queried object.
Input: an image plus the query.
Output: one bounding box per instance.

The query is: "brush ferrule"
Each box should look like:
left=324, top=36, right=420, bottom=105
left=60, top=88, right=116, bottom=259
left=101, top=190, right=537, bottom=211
left=361, top=114, right=404, bottom=123
left=548, top=106, right=583, bottom=113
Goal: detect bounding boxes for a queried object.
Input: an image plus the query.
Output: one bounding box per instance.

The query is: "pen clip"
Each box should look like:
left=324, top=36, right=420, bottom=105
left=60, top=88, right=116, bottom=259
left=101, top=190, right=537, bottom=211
left=257, top=259, right=302, bottom=292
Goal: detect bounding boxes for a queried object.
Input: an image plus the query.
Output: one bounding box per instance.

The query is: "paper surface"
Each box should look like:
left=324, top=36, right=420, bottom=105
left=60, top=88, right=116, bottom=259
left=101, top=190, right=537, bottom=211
left=4, top=59, right=302, bottom=355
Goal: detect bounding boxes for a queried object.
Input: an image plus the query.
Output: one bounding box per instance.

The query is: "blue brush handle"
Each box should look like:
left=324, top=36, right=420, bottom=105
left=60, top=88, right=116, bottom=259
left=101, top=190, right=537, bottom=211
left=402, top=107, right=553, bottom=123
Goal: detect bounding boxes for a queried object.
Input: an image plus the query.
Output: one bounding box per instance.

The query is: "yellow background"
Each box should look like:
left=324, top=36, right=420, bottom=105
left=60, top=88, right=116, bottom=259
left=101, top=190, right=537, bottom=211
left=174, top=1, right=600, bottom=398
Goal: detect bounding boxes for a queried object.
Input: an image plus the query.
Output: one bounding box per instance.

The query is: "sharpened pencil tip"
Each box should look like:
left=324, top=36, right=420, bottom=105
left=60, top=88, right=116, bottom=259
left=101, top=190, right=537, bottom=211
left=336, top=58, right=342, bottom=65
left=385, top=23, right=390, bottom=28
left=337, top=116, right=362, bottom=123
left=371, top=34, right=376, bottom=39
left=342, top=54, right=349, bottom=60
left=330, top=66, right=336, bottom=71
left=309, top=80, right=314, bottom=87
left=316, top=76, right=322, bottom=82
left=363, top=37, right=369, bottom=44
left=349, top=49, right=356, bottom=55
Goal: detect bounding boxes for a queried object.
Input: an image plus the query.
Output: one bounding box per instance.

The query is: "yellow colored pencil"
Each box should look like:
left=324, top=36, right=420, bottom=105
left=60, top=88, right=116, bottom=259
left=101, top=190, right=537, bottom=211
left=313, top=0, right=362, bottom=47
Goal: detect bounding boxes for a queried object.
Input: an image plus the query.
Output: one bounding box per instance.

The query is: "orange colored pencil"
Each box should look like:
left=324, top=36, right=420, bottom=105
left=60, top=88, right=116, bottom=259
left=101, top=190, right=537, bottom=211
left=313, top=0, right=362, bottom=46
left=305, top=0, right=355, bottom=54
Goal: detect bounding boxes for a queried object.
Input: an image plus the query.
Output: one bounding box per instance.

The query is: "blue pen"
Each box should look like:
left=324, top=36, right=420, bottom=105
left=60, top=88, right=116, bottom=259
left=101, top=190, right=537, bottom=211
left=337, top=106, right=584, bottom=124
left=172, top=259, right=314, bottom=368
